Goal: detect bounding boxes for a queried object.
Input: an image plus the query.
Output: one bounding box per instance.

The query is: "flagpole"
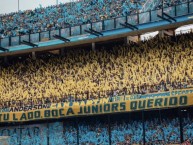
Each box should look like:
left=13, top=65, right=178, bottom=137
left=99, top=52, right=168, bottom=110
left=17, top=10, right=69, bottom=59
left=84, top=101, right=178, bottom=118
left=18, top=0, right=20, bottom=11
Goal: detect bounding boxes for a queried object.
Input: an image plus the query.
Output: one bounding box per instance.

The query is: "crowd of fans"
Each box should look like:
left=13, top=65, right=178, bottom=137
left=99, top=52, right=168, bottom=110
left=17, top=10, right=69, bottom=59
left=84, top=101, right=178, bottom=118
left=111, top=117, right=143, bottom=144
left=0, top=1, right=192, bottom=144
left=20, top=124, right=48, bottom=145
left=0, top=0, right=190, bottom=38
left=0, top=109, right=192, bottom=145
left=145, top=118, right=180, bottom=144
left=1, top=32, right=193, bottom=107
left=0, top=0, right=146, bottom=38
left=79, top=117, right=109, bottom=144
left=183, top=115, right=193, bottom=144
left=49, top=121, right=77, bottom=145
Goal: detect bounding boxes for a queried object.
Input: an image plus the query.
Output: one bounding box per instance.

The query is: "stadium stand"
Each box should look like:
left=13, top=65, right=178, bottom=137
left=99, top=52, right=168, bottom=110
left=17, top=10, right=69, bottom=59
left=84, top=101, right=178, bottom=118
left=0, top=0, right=190, bottom=38
left=0, top=0, right=145, bottom=38
left=78, top=116, right=109, bottom=144
left=49, top=121, right=77, bottom=145
left=1, top=32, right=193, bottom=107
left=145, top=110, right=181, bottom=144
left=183, top=110, right=193, bottom=144
left=0, top=1, right=193, bottom=145
left=0, top=108, right=192, bottom=145
left=111, top=113, right=143, bottom=144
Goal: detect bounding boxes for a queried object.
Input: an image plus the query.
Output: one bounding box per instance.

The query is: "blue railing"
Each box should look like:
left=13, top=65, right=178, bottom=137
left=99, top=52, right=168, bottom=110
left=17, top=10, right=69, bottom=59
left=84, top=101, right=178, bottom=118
left=0, top=1, right=192, bottom=48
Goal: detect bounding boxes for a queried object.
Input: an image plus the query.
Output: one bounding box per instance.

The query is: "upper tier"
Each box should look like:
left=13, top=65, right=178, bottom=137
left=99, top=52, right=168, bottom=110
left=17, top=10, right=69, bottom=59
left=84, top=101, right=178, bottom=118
left=0, top=0, right=187, bottom=38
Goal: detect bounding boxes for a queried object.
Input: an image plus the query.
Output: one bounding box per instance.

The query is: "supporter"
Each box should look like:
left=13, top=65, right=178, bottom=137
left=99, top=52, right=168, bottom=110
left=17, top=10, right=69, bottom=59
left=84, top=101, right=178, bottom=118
left=49, top=121, right=77, bottom=145
left=1, top=0, right=189, bottom=39
left=156, top=0, right=188, bottom=9
left=1, top=33, right=193, bottom=105
left=79, top=118, right=109, bottom=144
left=0, top=0, right=148, bottom=38
left=145, top=118, right=180, bottom=144
left=0, top=0, right=189, bottom=38
left=0, top=109, right=192, bottom=144
left=111, top=120, right=143, bottom=144
left=183, top=115, right=193, bottom=144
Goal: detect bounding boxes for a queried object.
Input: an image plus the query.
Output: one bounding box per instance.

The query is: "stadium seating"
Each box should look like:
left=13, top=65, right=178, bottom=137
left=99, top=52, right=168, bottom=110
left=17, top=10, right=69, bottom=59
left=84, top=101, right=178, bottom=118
left=49, top=122, right=77, bottom=145
left=0, top=124, right=47, bottom=145
left=0, top=1, right=193, bottom=145
left=145, top=118, right=180, bottom=144
left=0, top=0, right=146, bottom=38
left=156, top=0, right=189, bottom=8
left=0, top=0, right=190, bottom=38
left=183, top=115, right=193, bottom=144
left=79, top=117, right=109, bottom=144
left=111, top=116, right=143, bottom=144
left=1, top=32, right=193, bottom=106
left=1, top=110, right=191, bottom=145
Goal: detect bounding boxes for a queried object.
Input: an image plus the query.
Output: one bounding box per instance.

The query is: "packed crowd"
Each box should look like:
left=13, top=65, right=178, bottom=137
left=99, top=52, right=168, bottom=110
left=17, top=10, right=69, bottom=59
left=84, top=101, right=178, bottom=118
left=1, top=32, right=193, bottom=107
left=79, top=117, right=109, bottom=144
left=0, top=0, right=146, bottom=38
left=157, top=0, right=190, bottom=8
left=183, top=115, right=193, bottom=144
left=111, top=117, right=143, bottom=144
left=145, top=118, right=180, bottom=144
left=1, top=109, right=192, bottom=145
left=0, top=0, right=190, bottom=38
left=49, top=121, right=77, bottom=145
